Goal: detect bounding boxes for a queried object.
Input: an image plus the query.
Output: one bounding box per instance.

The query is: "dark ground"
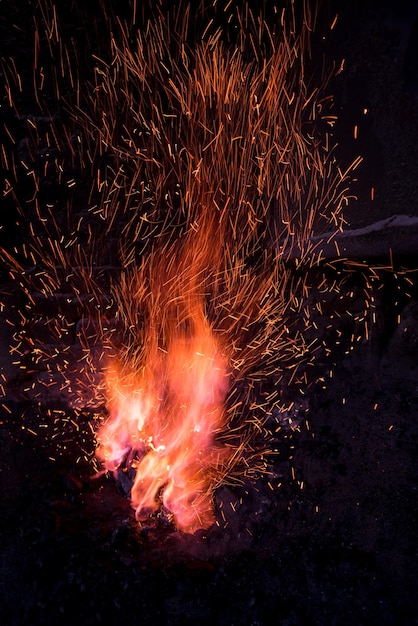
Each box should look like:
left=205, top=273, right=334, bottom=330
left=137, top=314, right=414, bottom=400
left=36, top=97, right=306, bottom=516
left=1, top=1, right=418, bottom=625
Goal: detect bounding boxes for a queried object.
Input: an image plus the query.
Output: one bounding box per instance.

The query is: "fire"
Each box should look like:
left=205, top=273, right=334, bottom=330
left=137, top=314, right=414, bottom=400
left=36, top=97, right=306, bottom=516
left=96, top=221, right=232, bottom=533
left=0, top=1, right=361, bottom=537
left=97, top=316, right=229, bottom=533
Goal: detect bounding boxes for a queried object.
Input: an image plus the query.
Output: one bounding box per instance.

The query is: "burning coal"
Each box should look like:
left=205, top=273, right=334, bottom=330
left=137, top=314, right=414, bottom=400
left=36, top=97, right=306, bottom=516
left=1, top=1, right=361, bottom=533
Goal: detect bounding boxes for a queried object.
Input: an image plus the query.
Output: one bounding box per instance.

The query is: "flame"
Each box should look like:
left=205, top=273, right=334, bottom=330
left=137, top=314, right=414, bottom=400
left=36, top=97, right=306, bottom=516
left=97, top=231, right=229, bottom=533
left=97, top=334, right=228, bottom=533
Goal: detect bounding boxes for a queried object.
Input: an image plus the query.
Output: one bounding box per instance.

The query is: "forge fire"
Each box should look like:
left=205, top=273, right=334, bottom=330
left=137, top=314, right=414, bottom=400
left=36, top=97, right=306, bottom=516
left=1, top=0, right=363, bottom=535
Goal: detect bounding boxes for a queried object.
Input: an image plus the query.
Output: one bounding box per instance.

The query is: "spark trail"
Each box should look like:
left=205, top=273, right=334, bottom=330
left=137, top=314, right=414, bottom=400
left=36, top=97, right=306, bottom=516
left=0, top=1, right=361, bottom=533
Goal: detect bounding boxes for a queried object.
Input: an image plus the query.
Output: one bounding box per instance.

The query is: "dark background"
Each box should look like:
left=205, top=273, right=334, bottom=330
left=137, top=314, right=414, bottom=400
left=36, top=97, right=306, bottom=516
left=1, top=1, right=418, bottom=625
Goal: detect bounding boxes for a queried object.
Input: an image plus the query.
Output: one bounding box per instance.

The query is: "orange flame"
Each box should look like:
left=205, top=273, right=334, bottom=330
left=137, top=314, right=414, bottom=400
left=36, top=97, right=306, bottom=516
left=97, top=308, right=229, bottom=533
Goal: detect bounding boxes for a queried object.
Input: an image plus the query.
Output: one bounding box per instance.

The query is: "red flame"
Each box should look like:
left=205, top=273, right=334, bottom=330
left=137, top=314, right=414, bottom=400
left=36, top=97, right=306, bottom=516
left=97, top=313, right=229, bottom=533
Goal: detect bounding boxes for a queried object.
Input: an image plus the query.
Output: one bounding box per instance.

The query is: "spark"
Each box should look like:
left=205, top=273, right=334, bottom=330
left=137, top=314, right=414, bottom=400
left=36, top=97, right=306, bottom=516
left=0, top=0, right=375, bottom=534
